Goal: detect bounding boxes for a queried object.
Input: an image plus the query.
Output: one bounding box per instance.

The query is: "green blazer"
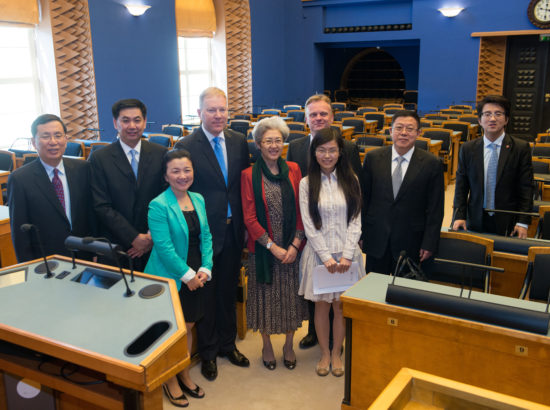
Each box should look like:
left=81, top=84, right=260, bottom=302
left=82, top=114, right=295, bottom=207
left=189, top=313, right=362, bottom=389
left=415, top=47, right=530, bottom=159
left=145, top=187, right=213, bottom=290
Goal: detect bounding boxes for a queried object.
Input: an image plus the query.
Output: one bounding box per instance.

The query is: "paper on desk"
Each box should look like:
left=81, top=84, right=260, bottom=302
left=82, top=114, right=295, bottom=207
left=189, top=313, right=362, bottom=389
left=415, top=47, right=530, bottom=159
left=313, top=262, right=359, bottom=295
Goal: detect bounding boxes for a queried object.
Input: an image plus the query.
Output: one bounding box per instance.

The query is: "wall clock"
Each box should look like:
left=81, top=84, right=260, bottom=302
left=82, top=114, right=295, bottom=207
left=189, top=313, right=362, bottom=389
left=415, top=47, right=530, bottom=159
left=528, top=0, right=550, bottom=29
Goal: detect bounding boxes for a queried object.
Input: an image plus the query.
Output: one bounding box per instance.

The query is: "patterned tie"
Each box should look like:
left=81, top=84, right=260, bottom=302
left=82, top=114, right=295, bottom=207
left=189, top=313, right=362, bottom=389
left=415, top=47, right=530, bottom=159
left=392, top=156, right=404, bottom=199
left=485, top=143, right=498, bottom=215
left=52, top=168, right=65, bottom=211
left=130, top=149, right=138, bottom=178
left=213, top=137, right=231, bottom=217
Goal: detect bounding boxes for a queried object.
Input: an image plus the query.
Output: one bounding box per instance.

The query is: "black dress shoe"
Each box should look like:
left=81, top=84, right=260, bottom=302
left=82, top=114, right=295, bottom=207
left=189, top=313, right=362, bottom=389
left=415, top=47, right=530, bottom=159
left=282, top=346, right=296, bottom=370
left=299, top=333, right=317, bottom=349
left=218, top=348, right=250, bottom=367
left=262, top=348, right=276, bottom=370
left=201, top=359, right=217, bottom=381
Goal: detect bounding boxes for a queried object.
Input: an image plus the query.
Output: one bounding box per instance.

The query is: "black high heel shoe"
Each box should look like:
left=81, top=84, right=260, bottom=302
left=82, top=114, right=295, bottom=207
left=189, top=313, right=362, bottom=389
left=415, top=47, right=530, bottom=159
left=162, top=383, right=189, bottom=408
left=283, top=346, right=296, bottom=370
left=262, top=348, right=276, bottom=370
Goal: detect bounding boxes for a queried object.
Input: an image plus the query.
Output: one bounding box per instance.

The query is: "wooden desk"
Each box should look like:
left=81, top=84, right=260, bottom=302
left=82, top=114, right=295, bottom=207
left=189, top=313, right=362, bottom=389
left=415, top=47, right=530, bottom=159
left=0, top=256, right=189, bottom=409
left=450, top=131, right=461, bottom=182
left=0, top=206, right=16, bottom=268
left=428, top=140, right=442, bottom=157
left=371, top=367, right=550, bottom=409
left=341, top=273, right=550, bottom=409
left=0, top=171, right=8, bottom=206
left=341, top=126, right=355, bottom=141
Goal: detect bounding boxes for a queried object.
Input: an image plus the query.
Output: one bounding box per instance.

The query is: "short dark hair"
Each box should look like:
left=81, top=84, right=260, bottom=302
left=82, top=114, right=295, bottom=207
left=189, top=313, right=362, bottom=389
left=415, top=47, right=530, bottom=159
left=162, top=149, right=193, bottom=184
left=477, top=95, right=510, bottom=119
left=112, top=99, right=147, bottom=120
left=30, top=114, right=67, bottom=138
left=391, top=110, right=420, bottom=129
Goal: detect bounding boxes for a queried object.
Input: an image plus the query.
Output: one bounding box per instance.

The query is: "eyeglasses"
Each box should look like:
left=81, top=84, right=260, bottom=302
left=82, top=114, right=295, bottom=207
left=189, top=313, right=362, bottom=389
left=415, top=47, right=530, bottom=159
left=481, top=111, right=505, bottom=119
left=393, top=126, right=418, bottom=134
left=262, top=139, right=283, bottom=146
left=38, top=134, right=65, bottom=141
left=316, top=148, right=339, bottom=156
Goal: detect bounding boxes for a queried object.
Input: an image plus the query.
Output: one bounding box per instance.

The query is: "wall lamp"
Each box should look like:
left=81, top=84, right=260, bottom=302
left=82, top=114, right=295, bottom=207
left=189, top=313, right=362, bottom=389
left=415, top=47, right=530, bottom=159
left=125, top=4, right=151, bottom=16
left=438, top=7, right=464, bottom=17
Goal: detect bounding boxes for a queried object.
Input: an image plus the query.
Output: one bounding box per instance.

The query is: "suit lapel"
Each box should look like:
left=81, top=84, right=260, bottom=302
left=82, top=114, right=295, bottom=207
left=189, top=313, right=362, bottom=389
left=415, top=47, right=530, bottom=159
left=396, top=148, right=422, bottom=201
left=166, top=188, right=188, bottom=239
left=32, top=161, right=70, bottom=225
left=473, top=138, right=485, bottom=186
left=64, top=159, right=78, bottom=220
left=138, top=140, right=153, bottom=186
left=379, top=147, right=394, bottom=200
left=496, top=134, right=512, bottom=184
left=225, top=131, right=238, bottom=186
left=111, top=140, right=136, bottom=184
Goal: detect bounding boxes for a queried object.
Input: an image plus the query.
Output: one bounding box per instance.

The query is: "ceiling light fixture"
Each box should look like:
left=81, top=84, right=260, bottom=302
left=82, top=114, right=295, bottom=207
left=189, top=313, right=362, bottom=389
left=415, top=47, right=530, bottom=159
left=438, top=7, right=464, bottom=17
left=125, top=4, right=151, bottom=17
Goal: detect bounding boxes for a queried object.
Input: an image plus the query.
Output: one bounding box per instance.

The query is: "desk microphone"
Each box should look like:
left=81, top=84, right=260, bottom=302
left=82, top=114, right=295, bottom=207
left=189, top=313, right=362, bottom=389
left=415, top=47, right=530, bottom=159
left=20, top=224, right=55, bottom=278
left=82, top=237, right=134, bottom=297
left=391, top=251, right=407, bottom=284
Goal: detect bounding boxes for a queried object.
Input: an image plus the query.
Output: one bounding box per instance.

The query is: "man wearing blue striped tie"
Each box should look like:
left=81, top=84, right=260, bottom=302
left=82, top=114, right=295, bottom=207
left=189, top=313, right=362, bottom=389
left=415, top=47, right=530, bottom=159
left=453, top=95, right=533, bottom=238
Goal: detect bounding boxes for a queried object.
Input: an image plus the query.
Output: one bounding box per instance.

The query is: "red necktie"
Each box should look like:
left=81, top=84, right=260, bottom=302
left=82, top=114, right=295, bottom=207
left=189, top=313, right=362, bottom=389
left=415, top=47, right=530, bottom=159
left=52, top=168, right=65, bottom=211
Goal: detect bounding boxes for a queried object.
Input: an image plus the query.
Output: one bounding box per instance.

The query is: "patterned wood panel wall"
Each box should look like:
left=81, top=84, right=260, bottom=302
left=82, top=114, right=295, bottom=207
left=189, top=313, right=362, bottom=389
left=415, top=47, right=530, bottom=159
left=224, top=0, right=252, bottom=113
left=49, top=0, right=98, bottom=138
left=476, top=36, right=507, bottom=101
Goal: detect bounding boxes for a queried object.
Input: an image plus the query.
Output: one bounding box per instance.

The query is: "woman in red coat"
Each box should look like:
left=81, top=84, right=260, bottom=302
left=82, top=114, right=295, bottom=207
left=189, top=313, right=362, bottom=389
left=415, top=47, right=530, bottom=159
left=241, top=116, right=308, bottom=371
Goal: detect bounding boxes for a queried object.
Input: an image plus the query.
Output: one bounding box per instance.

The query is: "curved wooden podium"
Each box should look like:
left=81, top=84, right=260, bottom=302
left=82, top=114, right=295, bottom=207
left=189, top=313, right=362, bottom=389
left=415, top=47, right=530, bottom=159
left=0, top=256, right=189, bottom=409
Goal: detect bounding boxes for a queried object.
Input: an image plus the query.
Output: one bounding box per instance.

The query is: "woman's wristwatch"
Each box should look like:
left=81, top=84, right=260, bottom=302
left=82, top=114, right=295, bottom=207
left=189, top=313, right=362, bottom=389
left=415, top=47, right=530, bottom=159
left=266, top=240, right=274, bottom=250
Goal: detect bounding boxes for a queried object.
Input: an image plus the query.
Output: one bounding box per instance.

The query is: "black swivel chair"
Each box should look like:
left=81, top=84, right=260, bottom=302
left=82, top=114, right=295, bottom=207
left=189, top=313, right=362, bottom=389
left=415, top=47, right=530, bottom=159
left=519, top=247, right=550, bottom=301
left=429, top=231, right=494, bottom=292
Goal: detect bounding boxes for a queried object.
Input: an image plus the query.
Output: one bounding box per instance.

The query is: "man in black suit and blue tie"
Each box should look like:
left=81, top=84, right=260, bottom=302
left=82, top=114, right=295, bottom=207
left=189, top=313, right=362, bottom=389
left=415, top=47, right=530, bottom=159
left=453, top=95, right=533, bottom=238
left=8, top=114, right=94, bottom=262
left=174, top=87, right=250, bottom=381
left=89, top=99, right=166, bottom=272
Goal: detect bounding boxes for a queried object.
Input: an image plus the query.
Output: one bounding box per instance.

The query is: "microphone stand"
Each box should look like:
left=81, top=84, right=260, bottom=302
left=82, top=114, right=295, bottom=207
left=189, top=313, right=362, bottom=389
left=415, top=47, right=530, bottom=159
left=20, top=224, right=54, bottom=278
left=82, top=237, right=134, bottom=297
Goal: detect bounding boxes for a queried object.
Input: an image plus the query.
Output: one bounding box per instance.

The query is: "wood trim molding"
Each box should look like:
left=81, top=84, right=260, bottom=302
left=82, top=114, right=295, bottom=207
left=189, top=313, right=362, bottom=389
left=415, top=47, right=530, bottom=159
left=223, top=0, right=252, bottom=114
left=472, top=29, right=550, bottom=37
left=49, top=0, right=99, bottom=138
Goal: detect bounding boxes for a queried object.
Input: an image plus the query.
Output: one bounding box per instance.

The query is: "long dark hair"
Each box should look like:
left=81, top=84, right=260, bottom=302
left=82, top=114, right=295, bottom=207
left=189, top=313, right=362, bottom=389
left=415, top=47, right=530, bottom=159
left=307, top=128, right=361, bottom=230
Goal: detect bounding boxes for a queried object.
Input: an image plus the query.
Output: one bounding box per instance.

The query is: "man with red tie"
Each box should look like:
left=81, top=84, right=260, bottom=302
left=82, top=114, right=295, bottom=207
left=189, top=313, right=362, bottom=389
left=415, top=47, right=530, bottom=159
left=8, top=114, right=94, bottom=262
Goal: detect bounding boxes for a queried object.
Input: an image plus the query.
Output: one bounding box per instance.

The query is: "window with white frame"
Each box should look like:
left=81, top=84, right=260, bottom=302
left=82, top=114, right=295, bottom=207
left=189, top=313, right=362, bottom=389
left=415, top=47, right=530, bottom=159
left=178, top=37, right=213, bottom=119
left=0, top=26, right=41, bottom=149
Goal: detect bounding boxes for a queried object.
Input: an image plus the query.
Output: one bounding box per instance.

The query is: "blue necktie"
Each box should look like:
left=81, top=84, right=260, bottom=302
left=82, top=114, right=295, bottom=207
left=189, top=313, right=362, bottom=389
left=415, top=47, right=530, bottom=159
left=213, top=137, right=231, bottom=217
left=130, top=149, right=138, bottom=179
left=485, top=143, right=498, bottom=215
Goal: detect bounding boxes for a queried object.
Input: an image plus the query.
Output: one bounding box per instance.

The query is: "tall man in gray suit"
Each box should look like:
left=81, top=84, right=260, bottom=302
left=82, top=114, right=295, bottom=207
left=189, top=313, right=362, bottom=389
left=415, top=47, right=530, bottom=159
left=8, top=114, right=94, bottom=262
left=89, top=99, right=166, bottom=272
left=175, top=87, right=250, bottom=381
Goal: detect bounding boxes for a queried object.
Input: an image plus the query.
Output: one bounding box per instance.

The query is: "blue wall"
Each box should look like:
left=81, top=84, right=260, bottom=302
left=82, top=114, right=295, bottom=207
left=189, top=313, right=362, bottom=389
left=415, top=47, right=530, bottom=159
left=88, top=0, right=181, bottom=140
left=249, top=0, right=537, bottom=114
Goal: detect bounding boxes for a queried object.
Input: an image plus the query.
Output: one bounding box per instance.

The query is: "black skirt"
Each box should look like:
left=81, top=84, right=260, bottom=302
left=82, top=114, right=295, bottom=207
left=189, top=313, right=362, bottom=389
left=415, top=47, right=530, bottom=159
left=178, top=210, right=205, bottom=323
